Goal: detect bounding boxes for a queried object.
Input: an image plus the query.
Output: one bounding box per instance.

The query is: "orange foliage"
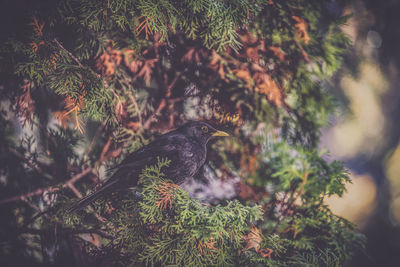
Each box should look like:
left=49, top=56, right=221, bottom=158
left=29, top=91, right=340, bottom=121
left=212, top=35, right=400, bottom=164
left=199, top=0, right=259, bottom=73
left=96, top=41, right=161, bottom=87
left=233, top=67, right=283, bottom=107
left=15, top=81, right=35, bottom=127
left=259, top=248, right=274, bottom=259
left=198, top=237, right=218, bottom=254
left=209, top=50, right=227, bottom=80
left=242, top=225, right=275, bottom=258
left=29, top=17, right=44, bottom=37
left=137, top=58, right=157, bottom=85
left=245, top=46, right=260, bottom=62
left=155, top=182, right=180, bottom=210
left=30, top=41, right=45, bottom=52
left=55, top=94, right=85, bottom=133
left=212, top=33, right=286, bottom=107
left=29, top=17, right=46, bottom=53
left=49, top=54, right=59, bottom=70
left=233, top=68, right=253, bottom=90
left=53, top=111, right=69, bottom=128
left=283, top=226, right=299, bottom=239
left=126, top=59, right=143, bottom=73
left=292, top=16, right=310, bottom=44
left=242, top=225, right=262, bottom=252
left=268, top=46, right=286, bottom=62
left=241, top=34, right=266, bottom=62
left=136, top=16, right=153, bottom=40
left=96, top=43, right=150, bottom=80
left=124, top=49, right=143, bottom=73
left=127, top=121, right=141, bottom=131
left=254, top=73, right=282, bottom=107
left=96, top=43, right=123, bottom=76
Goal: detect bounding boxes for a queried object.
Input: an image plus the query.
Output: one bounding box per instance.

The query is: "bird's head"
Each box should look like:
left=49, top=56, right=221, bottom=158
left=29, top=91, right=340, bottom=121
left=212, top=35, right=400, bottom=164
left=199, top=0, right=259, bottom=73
left=181, top=121, right=229, bottom=144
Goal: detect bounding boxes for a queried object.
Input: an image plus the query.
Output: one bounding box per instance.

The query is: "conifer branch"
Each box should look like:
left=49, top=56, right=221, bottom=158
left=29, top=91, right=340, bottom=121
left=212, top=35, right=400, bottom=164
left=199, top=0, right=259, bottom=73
left=0, top=167, right=93, bottom=205
left=17, top=227, right=113, bottom=239
left=53, top=38, right=83, bottom=67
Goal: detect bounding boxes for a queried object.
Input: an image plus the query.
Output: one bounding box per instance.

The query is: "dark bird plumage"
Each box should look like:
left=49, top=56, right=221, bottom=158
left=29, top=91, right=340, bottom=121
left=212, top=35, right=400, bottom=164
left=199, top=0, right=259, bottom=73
left=67, top=121, right=229, bottom=213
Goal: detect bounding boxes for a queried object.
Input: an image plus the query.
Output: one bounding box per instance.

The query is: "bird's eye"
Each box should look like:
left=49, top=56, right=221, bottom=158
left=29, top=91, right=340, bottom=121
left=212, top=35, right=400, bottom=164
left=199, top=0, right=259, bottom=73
left=201, top=126, right=209, bottom=133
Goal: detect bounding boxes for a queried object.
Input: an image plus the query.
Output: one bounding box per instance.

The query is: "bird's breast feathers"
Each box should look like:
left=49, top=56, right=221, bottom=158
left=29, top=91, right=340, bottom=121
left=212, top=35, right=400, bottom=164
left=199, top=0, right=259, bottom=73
left=161, top=135, right=206, bottom=182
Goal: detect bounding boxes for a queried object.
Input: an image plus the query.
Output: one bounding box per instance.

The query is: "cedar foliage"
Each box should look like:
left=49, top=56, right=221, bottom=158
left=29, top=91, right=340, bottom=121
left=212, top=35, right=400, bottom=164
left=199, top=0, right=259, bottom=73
left=0, top=0, right=365, bottom=266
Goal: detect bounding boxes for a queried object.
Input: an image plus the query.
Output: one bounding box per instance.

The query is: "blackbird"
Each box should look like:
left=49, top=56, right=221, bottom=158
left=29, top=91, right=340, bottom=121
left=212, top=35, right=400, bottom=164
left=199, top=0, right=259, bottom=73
left=67, top=121, right=229, bottom=213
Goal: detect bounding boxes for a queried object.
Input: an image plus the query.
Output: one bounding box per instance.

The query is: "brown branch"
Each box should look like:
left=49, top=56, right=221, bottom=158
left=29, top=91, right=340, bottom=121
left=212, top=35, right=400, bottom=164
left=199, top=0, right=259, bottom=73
left=82, top=122, right=106, bottom=164
left=0, top=167, right=93, bottom=205
left=296, top=170, right=309, bottom=198
left=53, top=38, right=83, bottom=67
left=282, top=170, right=310, bottom=216
left=18, top=227, right=113, bottom=239
left=165, top=74, right=178, bottom=98
left=294, top=39, right=310, bottom=63
left=99, top=137, right=112, bottom=164
left=142, top=75, right=179, bottom=129
left=21, top=198, right=52, bottom=220
left=67, top=183, right=83, bottom=199
left=9, top=148, right=50, bottom=179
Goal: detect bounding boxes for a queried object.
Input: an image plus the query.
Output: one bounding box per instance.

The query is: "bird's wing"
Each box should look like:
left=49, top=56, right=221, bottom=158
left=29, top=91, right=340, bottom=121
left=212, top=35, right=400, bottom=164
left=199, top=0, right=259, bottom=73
left=106, top=133, right=187, bottom=185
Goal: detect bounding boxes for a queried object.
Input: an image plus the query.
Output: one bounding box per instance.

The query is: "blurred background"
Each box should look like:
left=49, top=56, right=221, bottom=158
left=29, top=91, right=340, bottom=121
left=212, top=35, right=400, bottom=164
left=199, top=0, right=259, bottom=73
left=322, top=1, right=400, bottom=266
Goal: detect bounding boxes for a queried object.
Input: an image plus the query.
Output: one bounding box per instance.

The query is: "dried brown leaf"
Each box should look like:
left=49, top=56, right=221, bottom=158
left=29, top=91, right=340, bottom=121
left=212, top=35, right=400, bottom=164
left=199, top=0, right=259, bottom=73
left=268, top=46, right=286, bottom=62
left=55, top=94, right=85, bottom=133
left=254, top=73, right=283, bottom=107
left=137, top=58, right=157, bottom=85
left=292, top=16, right=310, bottom=44
left=243, top=225, right=262, bottom=252
left=182, top=47, right=196, bottom=62
left=234, top=69, right=253, bottom=91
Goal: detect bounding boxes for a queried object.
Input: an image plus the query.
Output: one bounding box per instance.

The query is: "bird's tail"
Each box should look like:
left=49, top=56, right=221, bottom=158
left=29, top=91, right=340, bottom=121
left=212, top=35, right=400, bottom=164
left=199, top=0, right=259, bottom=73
left=67, top=179, right=118, bottom=214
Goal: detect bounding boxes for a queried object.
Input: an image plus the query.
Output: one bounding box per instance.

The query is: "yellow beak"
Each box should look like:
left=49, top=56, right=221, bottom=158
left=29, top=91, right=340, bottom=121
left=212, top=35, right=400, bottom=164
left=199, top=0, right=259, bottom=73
left=211, top=130, right=229, bottom=137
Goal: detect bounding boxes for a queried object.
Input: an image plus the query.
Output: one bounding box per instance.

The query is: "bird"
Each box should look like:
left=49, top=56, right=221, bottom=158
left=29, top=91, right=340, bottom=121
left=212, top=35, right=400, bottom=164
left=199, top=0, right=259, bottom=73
left=67, top=121, right=229, bottom=213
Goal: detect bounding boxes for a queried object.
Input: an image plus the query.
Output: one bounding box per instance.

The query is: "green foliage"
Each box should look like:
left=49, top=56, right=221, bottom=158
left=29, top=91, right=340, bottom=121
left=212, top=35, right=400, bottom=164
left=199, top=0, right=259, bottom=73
left=63, top=159, right=262, bottom=266
left=259, top=141, right=351, bottom=203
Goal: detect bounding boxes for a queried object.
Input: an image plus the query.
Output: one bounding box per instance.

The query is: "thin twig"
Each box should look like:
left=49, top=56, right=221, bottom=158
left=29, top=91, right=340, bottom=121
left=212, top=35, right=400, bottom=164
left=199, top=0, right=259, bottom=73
left=66, top=182, right=108, bottom=224
left=294, top=39, right=310, bottom=63
left=53, top=38, right=83, bottom=67
left=9, top=148, right=51, bottom=179
left=296, top=170, right=309, bottom=198
left=82, top=122, right=106, bottom=164
left=67, top=183, right=83, bottom=199
left=99, top=137, right=112, bottom=164
left=21, top=198, right=51, bottom=220
left=128, top=91, right=143, bottom=126
left=0, top=167, right=93, bottom=205
left=18, top=227, right=113, bottom=239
